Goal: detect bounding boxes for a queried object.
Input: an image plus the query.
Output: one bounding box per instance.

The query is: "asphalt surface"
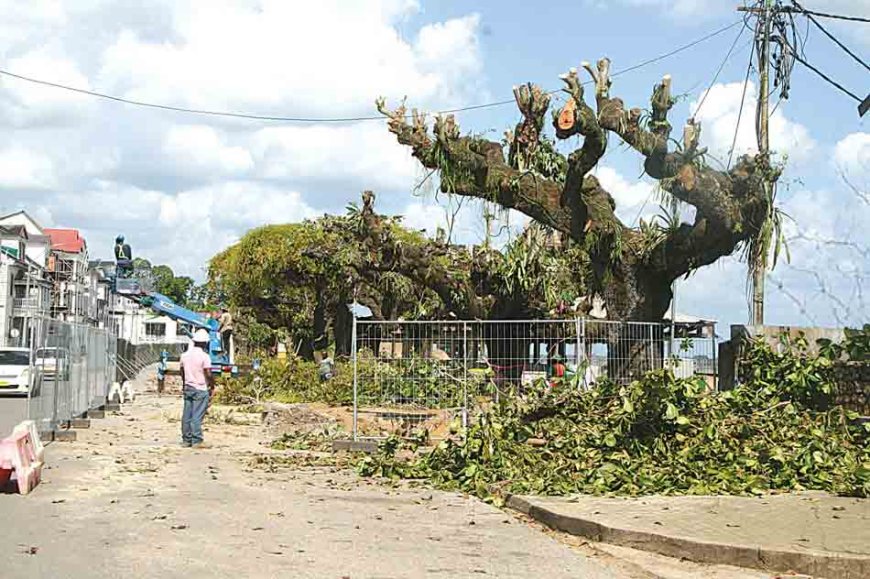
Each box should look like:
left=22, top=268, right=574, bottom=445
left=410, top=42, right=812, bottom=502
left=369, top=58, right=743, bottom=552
left=1, top=394, right=628, bottom=579
left=0, top=396, right=28, bottom=437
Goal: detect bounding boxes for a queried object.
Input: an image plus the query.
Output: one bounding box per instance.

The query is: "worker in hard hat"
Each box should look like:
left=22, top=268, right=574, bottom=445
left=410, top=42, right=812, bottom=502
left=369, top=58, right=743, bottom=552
left=114, top=235, right=133, bottom=278
left=180, top=329, right=214, bottom=448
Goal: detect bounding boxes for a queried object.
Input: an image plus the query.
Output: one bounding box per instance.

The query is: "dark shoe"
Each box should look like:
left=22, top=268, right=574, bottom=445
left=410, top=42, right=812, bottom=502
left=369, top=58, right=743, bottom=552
left=181, top=441, right=192, bottom=448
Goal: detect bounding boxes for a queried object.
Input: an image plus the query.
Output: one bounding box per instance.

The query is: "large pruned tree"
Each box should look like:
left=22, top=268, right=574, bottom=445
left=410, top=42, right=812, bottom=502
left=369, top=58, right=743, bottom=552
left=379, top=60, right=776, bottom=322
left=377, top=60, right=779, bottom=376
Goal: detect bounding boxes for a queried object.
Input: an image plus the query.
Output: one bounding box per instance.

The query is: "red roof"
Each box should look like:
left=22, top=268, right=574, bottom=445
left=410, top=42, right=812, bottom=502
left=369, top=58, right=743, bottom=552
left=44, top=228, right=86, bottom=253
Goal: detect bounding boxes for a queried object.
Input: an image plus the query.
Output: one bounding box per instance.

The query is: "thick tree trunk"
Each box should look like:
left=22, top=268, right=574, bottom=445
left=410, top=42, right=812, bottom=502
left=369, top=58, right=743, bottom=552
left=333, top=300, right=353, bottom=357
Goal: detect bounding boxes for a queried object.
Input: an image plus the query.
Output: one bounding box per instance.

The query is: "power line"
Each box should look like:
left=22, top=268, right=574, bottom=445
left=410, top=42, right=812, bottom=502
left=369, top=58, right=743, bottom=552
left=0, top=20, right=742, bottom=124
left=694, top=23, right=748, bottom=118
left=609, top=20, right=743, bottom=79
left=791, top=1, right=870, bottom=72
left=728, top=45, right=754, bottom=170
left=791, top=7, right=870, bottom=23
left=788, top=48, right=863, bottom=102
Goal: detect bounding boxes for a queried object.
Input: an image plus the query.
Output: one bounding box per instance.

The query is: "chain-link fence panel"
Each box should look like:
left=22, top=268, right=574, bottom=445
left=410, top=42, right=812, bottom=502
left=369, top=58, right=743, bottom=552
left=26, top=317, right=118, bottom=437
left=352, top=318, right=717, bottom=440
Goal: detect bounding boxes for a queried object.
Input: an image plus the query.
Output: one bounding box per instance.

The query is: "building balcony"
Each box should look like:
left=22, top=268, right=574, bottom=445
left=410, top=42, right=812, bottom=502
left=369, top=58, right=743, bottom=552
left=12, top=297, right=46, bottom=311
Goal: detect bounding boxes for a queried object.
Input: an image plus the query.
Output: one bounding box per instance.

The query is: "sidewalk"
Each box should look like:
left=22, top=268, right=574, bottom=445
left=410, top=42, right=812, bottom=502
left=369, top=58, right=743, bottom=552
left=510, top=492, right=870, bottom=578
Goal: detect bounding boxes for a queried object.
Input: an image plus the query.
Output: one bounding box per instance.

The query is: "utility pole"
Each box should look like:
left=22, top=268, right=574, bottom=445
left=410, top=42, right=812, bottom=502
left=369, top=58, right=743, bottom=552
left=753, top=0, right=772, bottom=327
left=739, top=1, right=773, bottom=326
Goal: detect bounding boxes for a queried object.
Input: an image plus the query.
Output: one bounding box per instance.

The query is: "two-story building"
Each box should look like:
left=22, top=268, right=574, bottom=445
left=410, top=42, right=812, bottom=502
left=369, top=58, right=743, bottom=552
left=0, top=222, right=52, bottom=347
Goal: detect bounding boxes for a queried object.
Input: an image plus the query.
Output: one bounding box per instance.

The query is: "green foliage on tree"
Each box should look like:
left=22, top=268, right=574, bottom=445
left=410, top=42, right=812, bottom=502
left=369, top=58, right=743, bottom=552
left=206, top=194, right=592, bottom=358
left=132, top=258, right=195, bottom=306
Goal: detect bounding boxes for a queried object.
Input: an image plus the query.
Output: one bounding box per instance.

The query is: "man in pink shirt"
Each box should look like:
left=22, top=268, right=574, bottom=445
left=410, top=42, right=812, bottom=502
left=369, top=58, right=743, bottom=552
left=180, top=329, right=215, bottom=448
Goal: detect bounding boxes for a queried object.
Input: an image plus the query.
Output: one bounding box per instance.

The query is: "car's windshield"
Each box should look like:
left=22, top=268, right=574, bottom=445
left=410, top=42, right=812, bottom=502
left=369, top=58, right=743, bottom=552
left=0, top=351, right=29, bottom=366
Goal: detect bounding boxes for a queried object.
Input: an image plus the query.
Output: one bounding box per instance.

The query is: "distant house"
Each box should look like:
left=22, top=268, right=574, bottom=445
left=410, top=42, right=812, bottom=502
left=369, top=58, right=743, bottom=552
left=0, top=210, right=52, bottom=267
left=0, top=223, right=51, bottom=347
left=0, top=211, right=107, bottom=331
left=44, top=227, right=91, bottom=324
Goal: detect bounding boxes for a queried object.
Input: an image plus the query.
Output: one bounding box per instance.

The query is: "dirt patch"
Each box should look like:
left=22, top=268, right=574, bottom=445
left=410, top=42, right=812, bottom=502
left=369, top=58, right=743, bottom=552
left=262, top=401, right=340, bottom=436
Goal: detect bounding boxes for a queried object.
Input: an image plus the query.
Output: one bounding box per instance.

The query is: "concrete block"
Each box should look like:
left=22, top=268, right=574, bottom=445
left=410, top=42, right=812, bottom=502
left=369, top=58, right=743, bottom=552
left=38, top=430, right=54, bottom=443
left=332, top=439, right=379, bottom=453
left=105, top=403, right=121, bottom=412
left=53, top=429, right=77, bottom=442
left=87, top=409, right=105, bottom=419
left=70, top=418, right=91, bottom=429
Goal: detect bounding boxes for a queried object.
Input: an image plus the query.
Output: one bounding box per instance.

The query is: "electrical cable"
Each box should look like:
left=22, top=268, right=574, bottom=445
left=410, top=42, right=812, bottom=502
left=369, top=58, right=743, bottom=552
left=788, top=47, right=863, bottom=102
left=0, top=20, right=743, bottom=123
left=728, top=47, right=754, bottom=170
left=791, top=1, right=870, bottom=72
left=693, top=23, right=748, bottom=118
left=790, top=7, right=870, bottom=23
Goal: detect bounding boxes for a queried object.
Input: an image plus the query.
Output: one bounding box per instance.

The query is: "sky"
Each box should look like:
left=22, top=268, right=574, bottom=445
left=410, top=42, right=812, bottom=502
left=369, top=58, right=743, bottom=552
left=0, top=0, right=866, bottom=332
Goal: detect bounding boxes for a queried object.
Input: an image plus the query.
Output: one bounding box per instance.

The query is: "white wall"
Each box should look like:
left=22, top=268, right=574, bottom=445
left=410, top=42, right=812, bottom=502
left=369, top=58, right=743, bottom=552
left=0, top=213, right=49, bottom=267
left=111, top=303, right=188, bottom=345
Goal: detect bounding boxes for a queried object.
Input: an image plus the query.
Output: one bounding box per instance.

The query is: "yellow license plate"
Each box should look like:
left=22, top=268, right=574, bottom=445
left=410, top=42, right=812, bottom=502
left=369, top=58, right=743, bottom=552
left=0, top=381, right=9, bottom=386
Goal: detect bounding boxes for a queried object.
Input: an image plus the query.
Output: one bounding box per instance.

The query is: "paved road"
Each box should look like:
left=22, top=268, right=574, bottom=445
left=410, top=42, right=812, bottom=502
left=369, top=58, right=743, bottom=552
left=2, top=394, right=630, bottom=579
left=0, top=396, right=27, bottom=436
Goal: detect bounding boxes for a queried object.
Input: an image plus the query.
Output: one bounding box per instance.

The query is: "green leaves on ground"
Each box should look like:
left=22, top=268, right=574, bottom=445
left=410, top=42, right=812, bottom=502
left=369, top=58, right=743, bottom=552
left=358, top=336, right=870, bottom=499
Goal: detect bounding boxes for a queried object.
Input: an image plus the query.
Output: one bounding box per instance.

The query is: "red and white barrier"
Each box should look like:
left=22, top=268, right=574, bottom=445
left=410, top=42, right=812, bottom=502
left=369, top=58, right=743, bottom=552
left=0, top=422, right=45, bottom=495
left=13, top=420, right=45, bottom=463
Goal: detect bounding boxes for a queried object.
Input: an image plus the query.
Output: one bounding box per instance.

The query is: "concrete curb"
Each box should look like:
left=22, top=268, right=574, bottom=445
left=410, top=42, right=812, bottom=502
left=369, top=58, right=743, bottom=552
left=507, top=495, right=870, bottom=579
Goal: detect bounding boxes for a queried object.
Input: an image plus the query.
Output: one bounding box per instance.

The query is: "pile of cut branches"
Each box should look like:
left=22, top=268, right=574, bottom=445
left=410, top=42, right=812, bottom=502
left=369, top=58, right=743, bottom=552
left=358, top=335, right=870, bottom=499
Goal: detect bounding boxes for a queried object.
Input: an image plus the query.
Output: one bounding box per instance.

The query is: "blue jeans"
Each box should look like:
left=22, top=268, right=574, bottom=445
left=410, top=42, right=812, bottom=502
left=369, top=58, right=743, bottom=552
left=182, top=387, right=210, bottom=445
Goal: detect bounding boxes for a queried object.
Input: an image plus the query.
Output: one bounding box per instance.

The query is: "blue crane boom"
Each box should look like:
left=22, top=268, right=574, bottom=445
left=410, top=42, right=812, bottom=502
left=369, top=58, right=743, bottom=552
left=112, top=278, right=235, bottom=375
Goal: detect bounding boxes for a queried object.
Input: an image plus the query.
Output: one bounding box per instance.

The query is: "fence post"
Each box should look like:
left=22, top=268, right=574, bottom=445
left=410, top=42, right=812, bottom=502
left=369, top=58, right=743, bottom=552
left=711, top=323, right=718, bottom=391
left=352, top=315, right=358, bottom=442
left=46, top=320, right=57, bottom=433
left=574, top=317, right=582, bottom=375
left=462, top=321, right=468, bottom=429
left=581, top=317, right=587, bottom=381
left=26, top=317, right=34, bottom=423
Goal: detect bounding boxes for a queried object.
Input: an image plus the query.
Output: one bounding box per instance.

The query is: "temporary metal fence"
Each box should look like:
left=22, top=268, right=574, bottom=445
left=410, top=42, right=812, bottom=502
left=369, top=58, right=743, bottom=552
left=115, top=340, right=186, bottom=382
left=27, top=317, right=118, bottom=437
left=351, top=318, right=717, bottom=440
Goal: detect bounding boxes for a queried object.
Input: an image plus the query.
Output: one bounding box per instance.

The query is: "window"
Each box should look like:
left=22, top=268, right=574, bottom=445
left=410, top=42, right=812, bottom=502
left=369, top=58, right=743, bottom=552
left=145, top=323, right=166, bottom=339
left=0, top=351, right=29, bottom=365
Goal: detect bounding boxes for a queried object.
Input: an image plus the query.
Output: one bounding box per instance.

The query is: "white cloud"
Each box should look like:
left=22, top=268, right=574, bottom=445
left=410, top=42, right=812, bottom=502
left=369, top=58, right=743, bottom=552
left=0, top=50, right=94, bottom=127
left=0, top=0, right=485, bottom=278
left=593, top=166, right=661, bottom=225
left=162, top=125, right=253, bottom=179
left=250, top=123, right=417, bottom=191
left=834, top=132, right=870, bottom=178
left=97, top=1, right=484, bottom=116
left=0, top=146, right=57, bottom=190
left=691, top=81, right=815, bottom=165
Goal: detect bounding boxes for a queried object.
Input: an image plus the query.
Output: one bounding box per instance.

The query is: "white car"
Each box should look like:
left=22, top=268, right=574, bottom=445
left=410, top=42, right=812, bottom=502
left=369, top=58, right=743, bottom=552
left=0, top=347, right=33, bottom=396
left=35, top=347, right=70, bottom=381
